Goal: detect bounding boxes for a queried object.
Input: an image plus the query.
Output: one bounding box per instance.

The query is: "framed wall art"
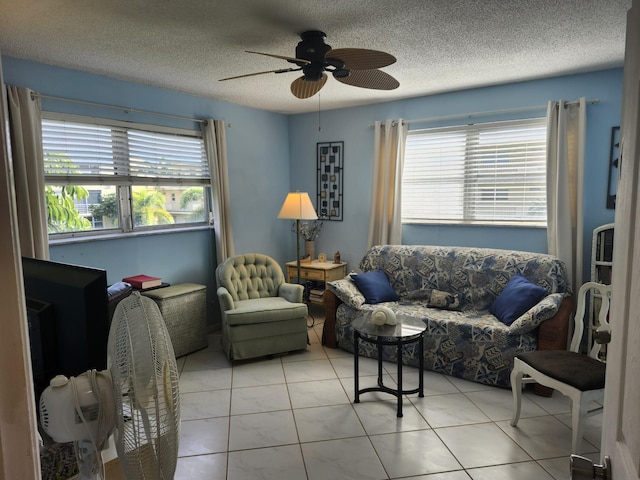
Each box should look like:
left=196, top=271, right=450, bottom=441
left=607, top=126, right=620, bottom=209
left=316, top=141, right=344, bottom=221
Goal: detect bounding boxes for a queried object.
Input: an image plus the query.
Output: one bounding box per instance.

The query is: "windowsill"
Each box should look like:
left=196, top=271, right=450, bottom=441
left=48, top=224, right=212, bottom=245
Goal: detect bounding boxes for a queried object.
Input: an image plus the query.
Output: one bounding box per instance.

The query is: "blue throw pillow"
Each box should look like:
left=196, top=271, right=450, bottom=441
left=489, top=274, right=547, bottom=326
left=350, top=270, right=399, bottom=304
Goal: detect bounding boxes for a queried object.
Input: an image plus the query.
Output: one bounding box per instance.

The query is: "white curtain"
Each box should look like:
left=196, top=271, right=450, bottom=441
left=202, top=119, right=234, bottom=264
left=7, top=86, right=49, bottom=260
left=367, top=119, right=408, bottom=248
left=546, top=97, right=586, bottom=291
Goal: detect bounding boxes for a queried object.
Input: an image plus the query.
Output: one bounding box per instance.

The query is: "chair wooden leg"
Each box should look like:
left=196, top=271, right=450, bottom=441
left=510, top=363, right=524, bottom=427
left=571, top=395, right=587, bottom=453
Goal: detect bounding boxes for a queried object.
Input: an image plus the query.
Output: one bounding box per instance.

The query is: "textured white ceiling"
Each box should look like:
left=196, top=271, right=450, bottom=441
left=0, top=0, right=631, bottom=114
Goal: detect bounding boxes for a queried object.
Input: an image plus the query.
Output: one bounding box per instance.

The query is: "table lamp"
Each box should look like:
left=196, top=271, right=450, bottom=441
left=278, top=191, right=318, bottom=285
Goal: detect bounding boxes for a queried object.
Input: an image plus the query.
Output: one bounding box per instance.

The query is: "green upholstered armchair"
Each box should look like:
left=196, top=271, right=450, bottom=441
left=215, top=253, right=308, bottom=360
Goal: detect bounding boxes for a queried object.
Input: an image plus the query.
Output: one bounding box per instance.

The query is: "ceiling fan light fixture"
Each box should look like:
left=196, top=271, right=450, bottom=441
left=325, top=57, right=345, bottom=69
left=333, top=68, right=350, bottom=79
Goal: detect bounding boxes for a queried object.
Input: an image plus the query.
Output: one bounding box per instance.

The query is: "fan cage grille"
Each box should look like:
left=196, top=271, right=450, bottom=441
left=109, top=293, right=180, bottom=479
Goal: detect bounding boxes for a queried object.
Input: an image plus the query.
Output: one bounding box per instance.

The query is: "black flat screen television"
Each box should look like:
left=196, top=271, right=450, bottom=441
left=22, top=257, right=109, bottom=388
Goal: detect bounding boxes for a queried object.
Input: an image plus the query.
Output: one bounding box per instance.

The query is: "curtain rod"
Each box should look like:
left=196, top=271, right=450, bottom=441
left=31, top=92, right=220, bottom=126
left=369, top=98, right=600, bottom=127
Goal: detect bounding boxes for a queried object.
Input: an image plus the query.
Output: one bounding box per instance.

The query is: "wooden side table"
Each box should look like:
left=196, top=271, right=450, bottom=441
left=285, top=260, right=347, bottom=306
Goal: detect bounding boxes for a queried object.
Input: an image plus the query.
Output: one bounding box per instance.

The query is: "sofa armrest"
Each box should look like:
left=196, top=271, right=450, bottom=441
left=217, top=286, right=235, bottom=312
left=508, top=293, right=565, bottom=334
left=537, top=296, right=573, bottom=351
left=322, top=289, right=343, bottom=347
left=279, top=282, right=304, bottom=303
left=534, top=295, right=574, bottom=396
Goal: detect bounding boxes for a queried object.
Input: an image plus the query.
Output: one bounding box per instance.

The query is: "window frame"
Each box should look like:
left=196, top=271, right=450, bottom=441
left=402, top=117, right=548, bottom=227
left=42, top=112, right=212, bottom=241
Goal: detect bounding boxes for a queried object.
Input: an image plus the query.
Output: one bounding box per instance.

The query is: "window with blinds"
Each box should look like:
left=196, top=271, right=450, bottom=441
left=41, top=114, right=211, bottom=237
left=402, top=117, right=547, bottom=226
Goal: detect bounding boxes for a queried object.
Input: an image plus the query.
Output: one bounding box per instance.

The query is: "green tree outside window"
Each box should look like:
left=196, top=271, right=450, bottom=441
left=46, top=185, right=92, bottom=233
left=133, top=189, right=174, bottom=226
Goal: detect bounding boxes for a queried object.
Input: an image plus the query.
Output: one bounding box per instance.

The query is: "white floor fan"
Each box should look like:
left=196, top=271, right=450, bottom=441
left=39, top=292, right=181, bottom=480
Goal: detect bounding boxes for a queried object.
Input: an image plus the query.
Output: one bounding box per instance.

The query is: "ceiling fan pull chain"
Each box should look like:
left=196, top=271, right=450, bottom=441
left=318, top=93, right=322, bottom=131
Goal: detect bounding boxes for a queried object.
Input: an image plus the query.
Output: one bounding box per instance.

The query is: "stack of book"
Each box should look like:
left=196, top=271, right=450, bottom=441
left=308, top=285, right=325, bottom=304
left=122, top=274, right=162, bottom=290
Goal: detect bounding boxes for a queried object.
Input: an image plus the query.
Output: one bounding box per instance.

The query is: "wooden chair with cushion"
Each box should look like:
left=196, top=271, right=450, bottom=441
left=216, top=253, right=309, bottom=361
left=510, top=281, right=612, bottom=453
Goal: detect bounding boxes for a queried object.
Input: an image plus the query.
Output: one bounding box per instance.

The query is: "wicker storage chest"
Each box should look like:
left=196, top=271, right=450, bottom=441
left=142, top=283, right=207, bottom=357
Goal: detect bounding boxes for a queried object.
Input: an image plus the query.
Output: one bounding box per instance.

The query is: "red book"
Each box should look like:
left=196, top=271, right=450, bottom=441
left=122, top=274, right=162, bottom=289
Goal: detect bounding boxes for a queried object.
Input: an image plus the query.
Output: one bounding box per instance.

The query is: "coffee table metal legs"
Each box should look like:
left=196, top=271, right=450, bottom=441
left=353, top=331, right=424, bottom=417
left=354, top=330, right=360, bottom=404
left=418, top=331, right=424, bottom=397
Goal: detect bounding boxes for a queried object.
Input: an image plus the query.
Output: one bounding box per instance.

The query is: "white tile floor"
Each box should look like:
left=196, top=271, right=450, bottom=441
left=175, top=308, right=602, bottom=479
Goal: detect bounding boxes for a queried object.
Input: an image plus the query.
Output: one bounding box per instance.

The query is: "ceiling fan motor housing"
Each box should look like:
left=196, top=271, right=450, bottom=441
left=297, top=30, right=332, bottom=81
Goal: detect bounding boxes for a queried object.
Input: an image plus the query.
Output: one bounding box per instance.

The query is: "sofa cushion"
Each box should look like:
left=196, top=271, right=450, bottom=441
left=225, top=297, right=308, bottom=325
left=351, top=270, right=400, bottom=304
left=429, top=289, right=461, bottom=310
left=403, top=288, right=461, bottom=310
left=490, top=274, right=547, bottom=325
left=327, top=277, right=366, bottom=309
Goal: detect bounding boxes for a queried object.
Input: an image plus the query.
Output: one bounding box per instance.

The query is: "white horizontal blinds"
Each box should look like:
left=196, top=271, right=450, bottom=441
left=467, top=120, right=547, bottom=222
left=42, top=118, right=208, bottom=185
left=403, top=129, right=466, bottom=221
left=127, top=130, right=208, bottom=180
left=402, top=117, right=547, bottom=225
left=42, top=120, right=122, bottom=177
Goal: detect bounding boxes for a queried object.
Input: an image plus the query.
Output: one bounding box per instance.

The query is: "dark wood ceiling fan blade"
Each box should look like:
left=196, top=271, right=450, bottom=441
left=219, top=67, right=300, bottom=81
left=335, top=69, right=400, bottom=90
left=291, top=74, right=328, bottom=99
left=246, top=50, right=311, bottom=65
left=326, top=48, right=396, bottom=70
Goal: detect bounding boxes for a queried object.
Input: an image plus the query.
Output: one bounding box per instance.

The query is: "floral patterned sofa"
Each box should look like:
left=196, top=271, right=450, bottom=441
left=324, top=245, right=574, bottom=388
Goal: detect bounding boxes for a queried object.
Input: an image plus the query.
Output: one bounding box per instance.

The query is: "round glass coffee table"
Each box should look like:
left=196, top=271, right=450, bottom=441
left=352, top=313, right=426, bottom=417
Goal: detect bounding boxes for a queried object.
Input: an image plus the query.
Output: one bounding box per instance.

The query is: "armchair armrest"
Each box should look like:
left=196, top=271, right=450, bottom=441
left=279, top=282, right=304, bottom=303
left=217, top=286, right=235, bottom=312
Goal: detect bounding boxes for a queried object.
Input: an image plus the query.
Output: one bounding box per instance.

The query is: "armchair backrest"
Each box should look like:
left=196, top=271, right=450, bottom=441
left=216, top=254, right=284, bottom=301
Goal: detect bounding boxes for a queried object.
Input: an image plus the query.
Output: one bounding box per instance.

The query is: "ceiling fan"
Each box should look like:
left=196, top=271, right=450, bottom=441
left=220, top=30, right=399, bottom=99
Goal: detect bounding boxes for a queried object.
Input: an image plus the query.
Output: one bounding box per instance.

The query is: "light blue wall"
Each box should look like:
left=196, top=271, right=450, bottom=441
left=288, top=69, right=622, bottom=283
left=2, top=56, right=293, bottom=327
left=49, top=231, right=215, bottom=288
left=3, top=55, right=622, bottom=307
